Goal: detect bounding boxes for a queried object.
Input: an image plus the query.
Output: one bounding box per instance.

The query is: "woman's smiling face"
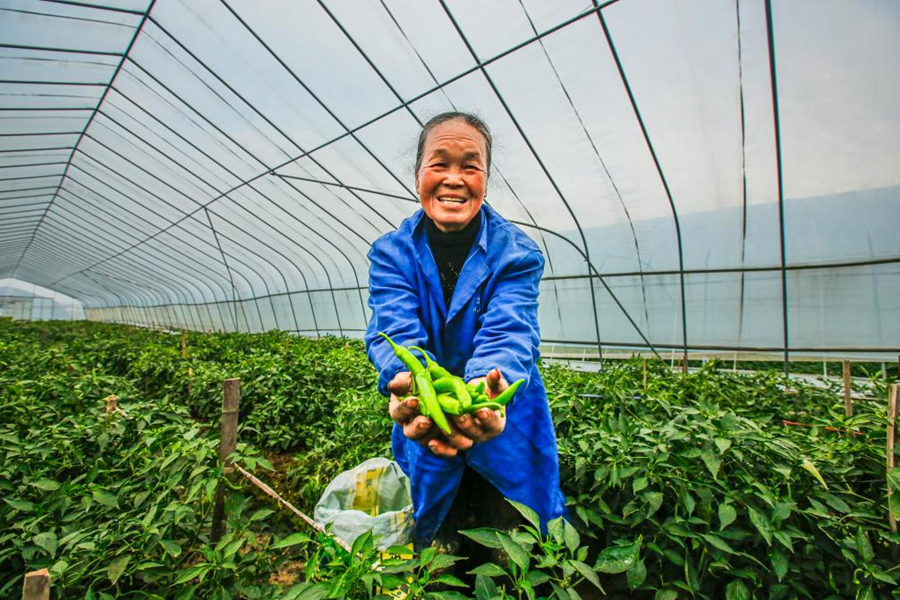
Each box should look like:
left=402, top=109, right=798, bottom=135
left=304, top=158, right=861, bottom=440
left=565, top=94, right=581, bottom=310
left=416, top=119, right=488, bottom=233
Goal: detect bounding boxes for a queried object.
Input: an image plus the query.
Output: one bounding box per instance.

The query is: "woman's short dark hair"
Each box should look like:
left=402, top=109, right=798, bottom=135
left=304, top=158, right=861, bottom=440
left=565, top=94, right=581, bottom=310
left=414, top=111, right=493, bottom=178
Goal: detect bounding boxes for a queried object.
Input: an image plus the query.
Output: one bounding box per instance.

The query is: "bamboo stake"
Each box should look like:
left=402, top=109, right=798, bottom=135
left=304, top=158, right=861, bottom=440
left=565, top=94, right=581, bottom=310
left=211, top=378, right=240, bottom=543
left=21, top=569, right=50, bottom=600
left=888, top=384, right=899, bottom=540
left=843, top=360, right=853, bottom=417
left=181, top=330, right=187, bottom=357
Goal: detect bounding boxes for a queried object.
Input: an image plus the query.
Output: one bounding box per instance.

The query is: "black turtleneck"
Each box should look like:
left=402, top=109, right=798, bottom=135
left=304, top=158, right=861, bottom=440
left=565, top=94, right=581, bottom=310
left=425, top=211, right=482, bottom=307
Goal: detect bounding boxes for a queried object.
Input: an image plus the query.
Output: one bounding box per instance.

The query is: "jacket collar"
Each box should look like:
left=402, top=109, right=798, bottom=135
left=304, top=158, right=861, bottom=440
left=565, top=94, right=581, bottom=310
left=414, top=207, right=490, bottom=322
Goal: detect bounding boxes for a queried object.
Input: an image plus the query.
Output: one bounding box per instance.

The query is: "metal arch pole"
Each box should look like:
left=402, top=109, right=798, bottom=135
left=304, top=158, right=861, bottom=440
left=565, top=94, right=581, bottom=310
left=764, top=0, right=790, bottom=375
left=89, top=110, right=313, bottom=335
left=38, top=0, right=621, bottom=300
left=592, top=2, right=689, bottom=367
left=10, top=0, right=158, bottom=279
left=103, top=94, right=309, bottom=334
left=48, top=192, right=231, bottom=319
left=438, top=0, right=605, bottom=364
left=81, top=115, right=323, bottom=337
left=56, top=183, right=239, bottom=328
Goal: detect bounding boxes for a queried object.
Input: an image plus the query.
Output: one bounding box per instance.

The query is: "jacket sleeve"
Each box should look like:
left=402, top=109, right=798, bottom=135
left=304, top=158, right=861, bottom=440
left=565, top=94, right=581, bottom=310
left=364, top=238, right=430, bottom=397
left=464, top=245, right=544, bottom=396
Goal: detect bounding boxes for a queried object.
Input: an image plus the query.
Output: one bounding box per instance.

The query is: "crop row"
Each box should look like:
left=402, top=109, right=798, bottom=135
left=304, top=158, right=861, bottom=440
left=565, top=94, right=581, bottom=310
left=2, top=320, right=898, bottom=599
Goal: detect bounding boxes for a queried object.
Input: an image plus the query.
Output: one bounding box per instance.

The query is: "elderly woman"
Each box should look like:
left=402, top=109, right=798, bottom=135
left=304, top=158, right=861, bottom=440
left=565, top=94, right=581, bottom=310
left=364, top=112, right=566, bottom=553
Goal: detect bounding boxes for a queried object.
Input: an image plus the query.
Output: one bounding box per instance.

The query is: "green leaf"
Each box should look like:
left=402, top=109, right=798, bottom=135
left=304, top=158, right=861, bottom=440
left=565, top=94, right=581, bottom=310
left=890, top=493, right=900, bottom=522
left=626, top=558, right=647, bottom=589
left=856, top=528, right=874, bottom=563
left=430, top=554, right=464, bottom=571
left=159, top=539, right=181, bottom=557
left=701, top=533, right=736, bottom=554
left=50, top=560, right=68, bottom=576
left=563, top=520, right=580, bottom=554
left=888, top=467, right=900, bottom=490
left=107, top=555, right=130, bottom=585
left=681, top=492, right=696, bottom=516
left=718, top=503, right=737, bottom=530
left=526, top=570, right=550, bottom=587
left=594, top=537, right=641, bottom=574
left=643, top=492, right=664, bottom=517
left=173, top=564, right=208, bottom=585
left=434, top=574, right=467, bottom=588
left=571, top=560, right=603, bottom=591
left=249, top=509, right=274, bottom=522
left=507, top=499, right=542, bottom=533
left=725, top=579, right=749, bottom=600
left=420, top=545, right=437, bottom=567
left=280, top=582, right=330, bottom=600
left=820, top=492, right=850, bottom=514
left=714, top=438, right=732, bottom=454
left=467, top=562, right=507, bottom=577
left=4, top=498, right=34, bottom=512
left=379, top=574, right=406, bottom=590
left=31, top=478, right=60, bottom=491
left=747, top=507, right=772, bottom=546
left=92, top=490, right=118, bottom=509
left=771, top=501, right=794, bottom=522
left=701, top=449, right=722, bottom=480
left=498, top=532, right=530, bottom=572
left=384, top=545, right=413, bottom=557
left=773, top=531, right=793, bottom=551
left=460, top=528, right=503, bottom=549
left=771, top=548, right=788, bottom=582
left=271, top=532, right=311, bottom=549
left=426, top=592, right=469, bottom=600
left=655, top=591, right=678, bottom=600
left=33, top=531, right=58, bottom=557
left=547, top=517, right=565, bottom=545
left=800, top=458, right=828, bottom=490
left=632, top=477, right=649, bottom=493
left=474, top=574, right=499, bottom=600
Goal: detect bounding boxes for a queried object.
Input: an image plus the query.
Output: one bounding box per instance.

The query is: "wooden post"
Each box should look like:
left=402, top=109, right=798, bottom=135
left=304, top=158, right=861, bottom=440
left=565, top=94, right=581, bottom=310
left=21, top=569, right=50, bottom=600
left=642, top=358, right=648, bottom=393
left=105, top=395, right=119, bottom=413
left=211, top=378, right=240, bottom=543
left=181, top=330, right=187, bottom=358
left=843, top=360, right=853, bottom=417
left=888, top=385, right=899, bottom=536
left=681, top=355, right=688, bottom=375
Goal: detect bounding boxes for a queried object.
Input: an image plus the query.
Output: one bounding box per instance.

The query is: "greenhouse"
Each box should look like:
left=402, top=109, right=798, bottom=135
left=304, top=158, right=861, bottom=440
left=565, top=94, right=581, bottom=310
left=1, top=0, right=898, bottom=598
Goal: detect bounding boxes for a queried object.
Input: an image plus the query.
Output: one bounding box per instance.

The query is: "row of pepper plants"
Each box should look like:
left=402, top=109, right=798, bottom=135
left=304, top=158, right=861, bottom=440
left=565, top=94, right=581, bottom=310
left=2, top=319, right=898, bottom=599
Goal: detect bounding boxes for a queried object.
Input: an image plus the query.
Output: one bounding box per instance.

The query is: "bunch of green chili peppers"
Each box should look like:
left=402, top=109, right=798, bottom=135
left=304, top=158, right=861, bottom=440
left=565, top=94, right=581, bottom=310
left=379, top=332, right=524, bottom=436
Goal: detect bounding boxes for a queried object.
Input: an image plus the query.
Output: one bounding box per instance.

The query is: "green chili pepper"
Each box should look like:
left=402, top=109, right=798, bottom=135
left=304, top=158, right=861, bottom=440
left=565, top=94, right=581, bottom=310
left=378, top=333, right=424, bottom=376
left=409, top=346, right=454, bottom=380
left=436, top=393, right=462, bottom=415
left=450, top=378, right=471, bottom=409
left=492, top=378, right=524, bottom=406
left=464, top=401, right=504, bottom=413
left=414, top=370, right=451, bottom=435
left=432, top=377, right=456, bottom=394
left=431, top=376, right=472, bottom=409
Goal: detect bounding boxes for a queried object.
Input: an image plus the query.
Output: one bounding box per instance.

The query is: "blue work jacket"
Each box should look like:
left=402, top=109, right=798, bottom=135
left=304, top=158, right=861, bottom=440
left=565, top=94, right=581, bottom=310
left=364, top=204, right=567, bottom=547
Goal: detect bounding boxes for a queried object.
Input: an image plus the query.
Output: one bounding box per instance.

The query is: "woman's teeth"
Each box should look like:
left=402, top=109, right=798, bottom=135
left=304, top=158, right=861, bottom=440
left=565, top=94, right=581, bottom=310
left=438, top=197, right=465, bottom=204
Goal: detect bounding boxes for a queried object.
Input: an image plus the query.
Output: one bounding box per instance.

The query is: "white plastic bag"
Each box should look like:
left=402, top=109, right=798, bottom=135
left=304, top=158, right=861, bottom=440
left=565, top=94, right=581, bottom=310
left=313, top=457, right=414, bottom=550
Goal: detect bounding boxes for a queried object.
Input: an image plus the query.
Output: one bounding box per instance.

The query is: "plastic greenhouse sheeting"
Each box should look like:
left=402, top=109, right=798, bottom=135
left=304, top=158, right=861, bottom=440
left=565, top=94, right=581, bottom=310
left=0, top=0, right=897, bottom=361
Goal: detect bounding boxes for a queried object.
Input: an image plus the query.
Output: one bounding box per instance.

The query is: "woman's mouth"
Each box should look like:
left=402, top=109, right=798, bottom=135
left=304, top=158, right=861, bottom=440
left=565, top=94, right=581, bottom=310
left=437, top=197, right=467, bottom=205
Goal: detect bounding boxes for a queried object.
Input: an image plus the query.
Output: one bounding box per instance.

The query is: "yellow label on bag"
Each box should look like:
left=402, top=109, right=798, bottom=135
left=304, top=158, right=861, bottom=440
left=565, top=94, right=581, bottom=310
left=352, top=464, right=387, bottom=516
